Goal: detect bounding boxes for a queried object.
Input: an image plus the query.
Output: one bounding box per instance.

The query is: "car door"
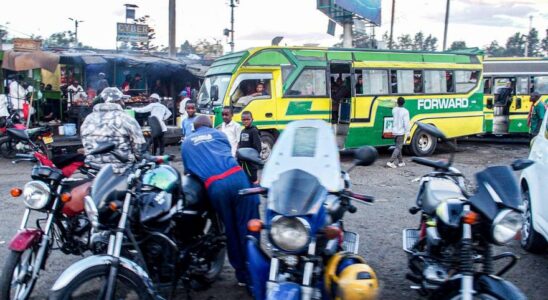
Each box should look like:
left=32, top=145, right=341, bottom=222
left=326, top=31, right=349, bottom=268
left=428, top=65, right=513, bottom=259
left=531, top=113, right=548, bottom=234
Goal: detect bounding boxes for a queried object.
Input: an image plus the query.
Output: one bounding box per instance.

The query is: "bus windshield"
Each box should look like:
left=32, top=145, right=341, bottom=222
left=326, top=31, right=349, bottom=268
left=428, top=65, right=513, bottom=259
left=197, top=75, right=231, bottom=107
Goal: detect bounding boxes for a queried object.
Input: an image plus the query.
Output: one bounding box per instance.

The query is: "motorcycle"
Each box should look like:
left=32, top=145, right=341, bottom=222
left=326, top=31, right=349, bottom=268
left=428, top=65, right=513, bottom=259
left=49, top=143, right=226, bottom=300
left=237, top=120, right=379, bottom=300
left=0, top=111, right=26, bottom=136
left=0, top=130, right=96, bottom=300
left=402, top=122, right=531, bottom=300
left=0, top=126, right=53, bottom=159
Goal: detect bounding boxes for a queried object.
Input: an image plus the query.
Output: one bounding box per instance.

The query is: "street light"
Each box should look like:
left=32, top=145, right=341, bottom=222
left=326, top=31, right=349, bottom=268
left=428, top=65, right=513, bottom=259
left=68, top=18, right=84, bottom=47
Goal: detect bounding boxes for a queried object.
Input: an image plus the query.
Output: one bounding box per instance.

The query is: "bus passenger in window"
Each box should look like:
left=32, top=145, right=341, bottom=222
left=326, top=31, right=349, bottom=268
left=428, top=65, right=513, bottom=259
left=302, top=83, right=315, bottom=96
left=355, top=75, right=363, bottom=94
left=248, top=82, right=268, bottom=97
left=414, top=75, right=423, bottom=93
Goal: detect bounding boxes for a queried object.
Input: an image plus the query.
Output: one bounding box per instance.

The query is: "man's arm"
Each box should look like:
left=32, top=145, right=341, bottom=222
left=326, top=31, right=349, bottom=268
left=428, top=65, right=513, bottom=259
left=132, top=104, right=152, bottom=113
left=537, top=102, right=546, bottom=121
left=163, top=107, right=172, bottom=120
left=126, top=117, right=146, bottom=158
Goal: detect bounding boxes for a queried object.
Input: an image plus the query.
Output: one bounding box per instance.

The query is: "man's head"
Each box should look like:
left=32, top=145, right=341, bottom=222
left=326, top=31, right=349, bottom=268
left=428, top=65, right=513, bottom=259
left=358, top=75, right=363, bottom=83
left=99, top=72, right=106, bottom=79
left=222, top=106, right=233, bottom=123
left=134, top=74, right=142, bottom=81
left=180, top=90, right=188, bottom=98
left=397, top=97, right=405, bottom=107
left=100, top=87, right=125, bottom=105
left=185, top=101, right=196, bottom=117
left=336, top=77, right=343, bottom=86
left=506, top=82, right=512, bottom=88
left=72, top=80, right=79, bottom=87
left=149, top=93, right=161, bottom=103
left=241, top=111, right=253, bottom=128
left=531, top=92, right=541, bottom=102
left=193, top=115, right=212, bottom=130
left=256, top=83, right=265, bottom=94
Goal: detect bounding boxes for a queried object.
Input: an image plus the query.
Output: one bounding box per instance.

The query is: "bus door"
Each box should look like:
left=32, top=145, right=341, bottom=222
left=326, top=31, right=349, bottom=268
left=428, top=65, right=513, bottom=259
left=491, top=77, right=515, bottom=134
left=328, top=61, right=352, bottom=148
left=511, top=76, right=533, bottom=133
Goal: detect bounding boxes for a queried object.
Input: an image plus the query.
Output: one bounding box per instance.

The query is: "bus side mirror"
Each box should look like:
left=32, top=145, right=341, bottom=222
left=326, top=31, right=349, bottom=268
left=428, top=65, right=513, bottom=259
left=486, top=98, right=493, bottom=109
left=210, top=85, right=219, bottom=102
left=516, top=98, right=522, bottom=109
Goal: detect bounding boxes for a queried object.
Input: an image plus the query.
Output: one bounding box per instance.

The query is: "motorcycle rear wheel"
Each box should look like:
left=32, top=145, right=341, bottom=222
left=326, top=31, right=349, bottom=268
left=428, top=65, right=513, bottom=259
left=48, top=265, right=153, bottom=300
left=0, top=249, right=39, bottom=300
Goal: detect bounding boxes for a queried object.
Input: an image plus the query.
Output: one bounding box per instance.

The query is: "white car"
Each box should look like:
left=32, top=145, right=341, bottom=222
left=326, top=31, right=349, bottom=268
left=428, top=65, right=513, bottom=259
left=520, top=111, right=548, bottom=253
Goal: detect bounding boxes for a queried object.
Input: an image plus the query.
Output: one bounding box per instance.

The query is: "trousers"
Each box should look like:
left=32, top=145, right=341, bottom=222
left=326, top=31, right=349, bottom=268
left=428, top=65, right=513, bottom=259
left=207, top=170, right=260, bottom=283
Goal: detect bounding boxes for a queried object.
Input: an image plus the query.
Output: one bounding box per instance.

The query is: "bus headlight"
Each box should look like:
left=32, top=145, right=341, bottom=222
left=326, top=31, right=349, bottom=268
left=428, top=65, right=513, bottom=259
left=23, top=181, right=50, bottom=209
left=492, top=209, right=522, bottom=245
left=270, top=216, right=310, bottom=252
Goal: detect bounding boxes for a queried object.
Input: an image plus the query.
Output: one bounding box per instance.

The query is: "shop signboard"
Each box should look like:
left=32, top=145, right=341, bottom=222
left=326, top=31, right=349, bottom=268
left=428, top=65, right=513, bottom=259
left=116, top=23, right=149, bottom=43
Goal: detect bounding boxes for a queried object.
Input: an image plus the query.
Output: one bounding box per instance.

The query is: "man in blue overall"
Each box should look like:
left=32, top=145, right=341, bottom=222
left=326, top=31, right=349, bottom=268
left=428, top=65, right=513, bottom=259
left=181, top=115, right=260, bottom=286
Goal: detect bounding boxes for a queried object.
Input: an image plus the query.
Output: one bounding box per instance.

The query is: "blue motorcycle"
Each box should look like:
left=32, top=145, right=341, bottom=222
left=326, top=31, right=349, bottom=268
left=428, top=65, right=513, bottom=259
left=238, top=120, right=379, bottom=300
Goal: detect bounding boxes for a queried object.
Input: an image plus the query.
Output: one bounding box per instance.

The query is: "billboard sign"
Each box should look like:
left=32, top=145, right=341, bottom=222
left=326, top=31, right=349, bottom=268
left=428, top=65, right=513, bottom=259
left=116, top=23, right=148, bottom=43
left=334, top=0, right=381, bottom=25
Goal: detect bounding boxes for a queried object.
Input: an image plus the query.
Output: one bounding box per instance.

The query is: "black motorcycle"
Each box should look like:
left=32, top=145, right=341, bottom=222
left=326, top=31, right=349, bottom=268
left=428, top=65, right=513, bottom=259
left=403, top=122, right=531, bottom=300
left=48, top=143, right=226, bottom=300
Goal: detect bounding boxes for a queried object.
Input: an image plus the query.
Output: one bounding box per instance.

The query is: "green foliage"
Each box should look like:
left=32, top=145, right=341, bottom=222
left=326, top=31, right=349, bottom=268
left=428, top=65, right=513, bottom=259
left=526, top=28, right=540, bottom=57
left=485, top=40, right=506, bottom=57
left=449, top=41, right=467, bottom=51
left=44, top=31, right=77, bottom=48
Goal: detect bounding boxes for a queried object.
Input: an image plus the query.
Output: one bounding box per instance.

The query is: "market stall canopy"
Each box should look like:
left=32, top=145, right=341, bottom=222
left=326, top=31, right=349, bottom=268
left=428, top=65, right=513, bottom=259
left=1, top=50, right=60, bottom=73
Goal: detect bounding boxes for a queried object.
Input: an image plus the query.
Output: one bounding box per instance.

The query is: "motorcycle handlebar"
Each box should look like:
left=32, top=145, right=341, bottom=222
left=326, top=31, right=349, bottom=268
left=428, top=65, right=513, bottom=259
left=345, top=191, right=375, bottom=203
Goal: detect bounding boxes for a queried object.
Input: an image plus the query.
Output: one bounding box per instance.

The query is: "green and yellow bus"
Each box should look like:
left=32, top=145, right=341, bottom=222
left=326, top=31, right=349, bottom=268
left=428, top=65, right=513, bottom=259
left=482, top=57, right=548, bottom=135
left=197, top=47, right=484, bottom=157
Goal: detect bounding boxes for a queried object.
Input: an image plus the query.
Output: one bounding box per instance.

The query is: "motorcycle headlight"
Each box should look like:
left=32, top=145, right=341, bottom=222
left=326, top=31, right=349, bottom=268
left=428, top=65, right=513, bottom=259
left=492, top=209, right=522, bottom=245
left=23, top=181, right=50, bottom=209
left=84, top=195, right=99, bottom=228
left=270, top=216, right=310, bottom=252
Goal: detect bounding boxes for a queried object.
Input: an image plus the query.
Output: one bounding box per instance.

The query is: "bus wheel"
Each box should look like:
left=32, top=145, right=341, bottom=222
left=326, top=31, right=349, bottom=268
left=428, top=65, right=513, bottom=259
left=410, top=128, right=437, bottom=156
left=260, top=132, right=275, bottom=160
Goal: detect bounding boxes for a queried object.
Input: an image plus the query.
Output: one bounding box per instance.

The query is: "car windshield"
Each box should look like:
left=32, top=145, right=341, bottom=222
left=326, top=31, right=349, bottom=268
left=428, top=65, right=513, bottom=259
left=197, top=75, right=231, bottom=107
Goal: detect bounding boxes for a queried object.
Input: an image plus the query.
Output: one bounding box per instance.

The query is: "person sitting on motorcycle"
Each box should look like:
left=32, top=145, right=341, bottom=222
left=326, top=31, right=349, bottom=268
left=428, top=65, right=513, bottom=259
left=181, top=114, right=260, bottom=287
left=80, top=87, right=146, bottom=173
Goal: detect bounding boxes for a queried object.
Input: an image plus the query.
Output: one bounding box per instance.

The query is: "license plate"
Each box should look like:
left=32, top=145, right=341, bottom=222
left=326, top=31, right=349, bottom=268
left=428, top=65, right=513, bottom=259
left=43, top=136, right=54, bottom=144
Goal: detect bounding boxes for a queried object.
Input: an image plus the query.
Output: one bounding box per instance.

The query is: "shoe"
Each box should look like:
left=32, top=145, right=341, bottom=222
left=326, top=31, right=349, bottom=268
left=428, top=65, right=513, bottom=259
left=386, top=162, right=397, bottom=168
left=398, top=162, right=406, bottom=167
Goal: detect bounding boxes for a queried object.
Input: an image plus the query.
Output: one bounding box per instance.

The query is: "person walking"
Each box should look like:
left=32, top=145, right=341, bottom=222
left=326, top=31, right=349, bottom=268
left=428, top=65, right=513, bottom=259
left=528, top=92, right=546, bottom=137
left=132, top=93, right=172, bottom=155
left=387, top=97, right=410, bottom=168
left=181, top=115, right=259, bottom=286
left=237, top=111, right=262, bottom=184
left=181, top=101, right=198, bottom=141
left=220, top=107, right=242, bottom=156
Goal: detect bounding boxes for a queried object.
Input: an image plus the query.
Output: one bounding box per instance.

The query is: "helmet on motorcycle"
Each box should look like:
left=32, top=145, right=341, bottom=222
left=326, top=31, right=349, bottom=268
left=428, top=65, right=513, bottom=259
left=99, top=87, right=125, bottom=104
left=324, top=252, right=379, bottom=300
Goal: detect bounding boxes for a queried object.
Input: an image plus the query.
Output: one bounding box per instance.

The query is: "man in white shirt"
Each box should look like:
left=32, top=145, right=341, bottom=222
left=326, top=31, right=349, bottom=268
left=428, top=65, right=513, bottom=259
left=219, top=106, right=242, bottom=156
left=133, top=93, right=172, bottom=155
left=67, top=80, right=87, bottom=102
left=0, top=94, right=9, bottom=118
left=9, top=76, right=27, bottom=112
left=387, top=97, right=411, bottom=168
left=178, top=90, right=191, bottom=119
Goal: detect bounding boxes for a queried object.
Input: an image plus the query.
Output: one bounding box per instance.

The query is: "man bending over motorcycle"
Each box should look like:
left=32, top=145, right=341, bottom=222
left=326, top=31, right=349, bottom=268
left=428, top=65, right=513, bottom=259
left=181, top=115, right=260, bottom=286
left=81, top=87, right=146, bottom=173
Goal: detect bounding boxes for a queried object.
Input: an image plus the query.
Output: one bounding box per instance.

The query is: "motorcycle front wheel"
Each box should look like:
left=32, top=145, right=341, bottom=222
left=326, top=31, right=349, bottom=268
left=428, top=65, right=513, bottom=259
left=0, top=249, right=40, bottom=300
left=48, top=265, right=153, bottom=300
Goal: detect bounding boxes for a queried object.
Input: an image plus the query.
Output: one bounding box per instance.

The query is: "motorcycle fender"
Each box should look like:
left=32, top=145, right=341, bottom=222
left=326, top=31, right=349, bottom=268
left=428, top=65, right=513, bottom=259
left=9, top=228, right=43, bottom=251
left=50, top=254, right=160, bottom=298
left=477, top=275, right=527, bottom=300
left=247, top=236, right=270, bottom=300
left=266, top=282, right=301, bottom=300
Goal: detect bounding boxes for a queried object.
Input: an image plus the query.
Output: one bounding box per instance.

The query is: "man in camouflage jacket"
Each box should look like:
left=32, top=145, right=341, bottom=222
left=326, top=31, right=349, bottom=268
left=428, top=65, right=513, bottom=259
left=81, top=88, right=145, bottom=173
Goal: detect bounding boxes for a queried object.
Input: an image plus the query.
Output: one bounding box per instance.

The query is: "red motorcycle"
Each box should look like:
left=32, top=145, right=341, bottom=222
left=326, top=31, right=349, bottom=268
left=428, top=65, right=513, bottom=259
left=0, top=136, right=96, bottom=300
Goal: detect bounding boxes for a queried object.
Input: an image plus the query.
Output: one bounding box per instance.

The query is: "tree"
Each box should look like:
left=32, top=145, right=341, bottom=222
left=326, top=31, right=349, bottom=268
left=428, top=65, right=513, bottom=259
left=131, top=15, right=158, bottom=51
left=448, top=41, right=467, bottom=51
left=485, top=40, right=506, bottom=57
left=526, top=28, right=540, bottom=57
left=504, top=32, right=525, bottom=57
left=424, top=34, right=438, bottom=51
left=397, top=34, right=413, bottom=50
left=413, top=32, right=425, bottom=50
left=194, top=39, right=223, bottom=57
left=44, top=31, right=77, bottom=48
left=542, top=32, right=548, bottom=56
left=179, top=40, right=195, bottom=55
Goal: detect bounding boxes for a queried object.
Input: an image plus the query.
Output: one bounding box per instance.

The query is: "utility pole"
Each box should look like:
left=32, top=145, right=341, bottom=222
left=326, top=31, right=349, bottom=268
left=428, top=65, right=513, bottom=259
left=442, top=0, right=450, bottom=51
left=524, top=15, right=533, bottom=57
left=169, top=0, right=176, bottom=57
left=68, top=18, right=83, bottom=47
left=389, top=0, right=395, bottom=49
left=228, top=0, right=237, bottom=52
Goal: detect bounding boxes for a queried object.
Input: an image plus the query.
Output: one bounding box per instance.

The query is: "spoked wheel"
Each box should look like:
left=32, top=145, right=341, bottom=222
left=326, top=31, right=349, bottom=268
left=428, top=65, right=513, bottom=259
left=48, top=265, right=153, bottom=300
left=0, top=249, right=40, bottom=300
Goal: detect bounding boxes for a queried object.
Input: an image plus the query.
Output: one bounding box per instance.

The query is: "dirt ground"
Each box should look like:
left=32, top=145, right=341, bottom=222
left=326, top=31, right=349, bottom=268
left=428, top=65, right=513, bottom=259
left=0, top=141, right=546, bottom=299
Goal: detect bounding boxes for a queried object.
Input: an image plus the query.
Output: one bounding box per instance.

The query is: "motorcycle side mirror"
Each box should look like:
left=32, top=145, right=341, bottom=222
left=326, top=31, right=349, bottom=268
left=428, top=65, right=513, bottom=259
left=416, top=122, right=447, bottom=142
left=511, top=159, right=534, bottom=171
left=354, top=146, right=378, bottom=167
left=89, top=143, right=116, bottom=156
left=237, top=148, right=264, bottom=167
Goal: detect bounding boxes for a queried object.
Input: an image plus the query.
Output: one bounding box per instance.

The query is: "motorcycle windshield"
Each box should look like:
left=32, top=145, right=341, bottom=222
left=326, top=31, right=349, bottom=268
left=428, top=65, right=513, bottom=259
left=470, top=165, right=522, bottom=219
left=267, top=169, right=327, bottom=216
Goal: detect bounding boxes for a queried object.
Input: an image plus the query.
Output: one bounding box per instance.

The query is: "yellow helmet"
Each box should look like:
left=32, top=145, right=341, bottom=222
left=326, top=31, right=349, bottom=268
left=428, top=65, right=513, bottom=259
left=324, top=252, right=379, bottom=300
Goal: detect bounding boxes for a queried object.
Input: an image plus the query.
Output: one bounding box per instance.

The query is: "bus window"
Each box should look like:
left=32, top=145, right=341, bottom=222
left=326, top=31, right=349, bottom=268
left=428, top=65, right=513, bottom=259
left=390, top=70, right=398, bottom=94
left=231, top=78, right=272, bottom=106
left=533, top=76, right=548, bottom=94
left=455, top=70, right=480, bottom=93
left=446, top=71, right=455, bottom=92
left=424, top=70, right=447, bottom=94
left=282, top=65, right=295, bottom=83
left=414, top=70, right=424, bottom=93
left=359, top=69, right=389, bottom=95
left=287, top=69, right=327, bottom=97
left=516, top=77, right=529, bottom=95
left=392, top=70, right=414, bottom=94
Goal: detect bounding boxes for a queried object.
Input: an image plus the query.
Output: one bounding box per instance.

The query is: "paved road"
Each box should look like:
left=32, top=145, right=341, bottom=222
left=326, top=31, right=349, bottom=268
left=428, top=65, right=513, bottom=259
left=0, top=142, right=546, bottom=299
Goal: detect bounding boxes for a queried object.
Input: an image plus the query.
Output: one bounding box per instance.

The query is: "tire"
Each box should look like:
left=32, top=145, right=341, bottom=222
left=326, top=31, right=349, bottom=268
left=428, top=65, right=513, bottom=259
left=0, top=249, right=39, bottom=300
left=195, top=215, right=226, bottom=286
left=48, top=264, right=153, bottom=300
left=520, top=187, right=547, bottom=253
left=259, top=132, right=275, bottom=161
left=0, top=136, right=16, bottom=159
left=410, top=128, right=437, bottom=156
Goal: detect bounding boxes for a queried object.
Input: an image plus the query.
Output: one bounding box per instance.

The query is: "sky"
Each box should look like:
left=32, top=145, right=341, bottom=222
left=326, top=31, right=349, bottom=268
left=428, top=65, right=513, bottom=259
left=0, top=0, right=547, bottom=52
